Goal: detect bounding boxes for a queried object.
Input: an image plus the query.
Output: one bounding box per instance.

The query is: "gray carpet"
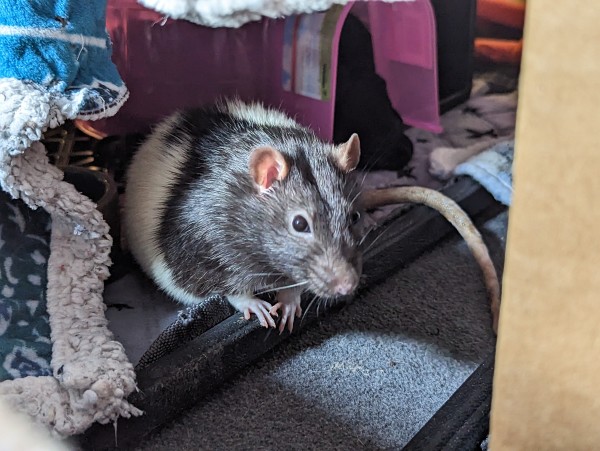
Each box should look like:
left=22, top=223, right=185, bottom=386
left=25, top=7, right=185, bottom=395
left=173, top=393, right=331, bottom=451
left=134, top=211, right=507, bottom=451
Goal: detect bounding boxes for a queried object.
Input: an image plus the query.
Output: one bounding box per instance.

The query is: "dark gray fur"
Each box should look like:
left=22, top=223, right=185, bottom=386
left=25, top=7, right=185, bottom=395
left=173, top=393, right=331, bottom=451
left=155, top=105, right=362, bottom=298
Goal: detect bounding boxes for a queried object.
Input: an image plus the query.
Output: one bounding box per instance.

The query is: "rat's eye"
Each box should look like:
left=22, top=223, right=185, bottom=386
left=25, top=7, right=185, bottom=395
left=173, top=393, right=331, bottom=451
left=292, top=215, right=311, bottom=233
left=351, top=211, right=361, bottom=224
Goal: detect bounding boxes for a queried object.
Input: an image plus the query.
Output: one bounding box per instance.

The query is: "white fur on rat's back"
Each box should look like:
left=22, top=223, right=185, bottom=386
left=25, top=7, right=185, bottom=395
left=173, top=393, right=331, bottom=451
left=124, top=112, right=206, bottom=305
left=222, top=98, right=299, bottom=128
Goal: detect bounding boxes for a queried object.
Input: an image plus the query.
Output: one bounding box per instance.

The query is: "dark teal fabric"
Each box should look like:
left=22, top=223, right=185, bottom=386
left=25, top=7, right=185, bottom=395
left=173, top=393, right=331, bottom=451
left=0, top=191, right=52, bottom=380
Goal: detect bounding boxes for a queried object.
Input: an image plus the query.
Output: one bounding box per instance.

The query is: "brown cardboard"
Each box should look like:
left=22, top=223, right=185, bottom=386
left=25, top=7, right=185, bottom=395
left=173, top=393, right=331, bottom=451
left=489, top=1, right=600, bottom=449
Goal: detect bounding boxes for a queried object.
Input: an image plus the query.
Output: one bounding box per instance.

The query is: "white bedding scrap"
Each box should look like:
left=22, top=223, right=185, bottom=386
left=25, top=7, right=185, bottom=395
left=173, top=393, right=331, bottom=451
left=138, top=0, right=414, bottom=28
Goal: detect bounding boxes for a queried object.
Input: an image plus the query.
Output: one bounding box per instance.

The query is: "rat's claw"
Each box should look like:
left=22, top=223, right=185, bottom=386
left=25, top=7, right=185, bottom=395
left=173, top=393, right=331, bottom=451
left=270, top=287, right=304, bottom=333
left=251, top=300, right=277, bottom=328
left=270, top=302, right=301, bottom=334
left=228, top=295, right=276, bottom=328
left=244, top=307, right=268, bottom=328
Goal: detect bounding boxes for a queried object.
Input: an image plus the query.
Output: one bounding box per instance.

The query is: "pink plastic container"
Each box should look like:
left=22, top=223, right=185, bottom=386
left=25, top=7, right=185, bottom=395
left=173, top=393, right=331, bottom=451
left=80, top=0, right=441, bottom=140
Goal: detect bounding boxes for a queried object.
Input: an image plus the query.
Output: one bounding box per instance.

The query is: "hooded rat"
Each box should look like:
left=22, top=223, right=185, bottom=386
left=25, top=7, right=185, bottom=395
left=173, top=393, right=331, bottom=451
left=124, top=100, right=500, bottom=333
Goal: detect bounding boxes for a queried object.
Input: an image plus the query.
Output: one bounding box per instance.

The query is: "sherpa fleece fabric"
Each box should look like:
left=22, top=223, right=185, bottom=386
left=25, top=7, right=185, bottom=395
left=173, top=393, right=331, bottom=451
left=0, top=0, right=139, bottom=437
left=138, top=0, right=414, bottom=28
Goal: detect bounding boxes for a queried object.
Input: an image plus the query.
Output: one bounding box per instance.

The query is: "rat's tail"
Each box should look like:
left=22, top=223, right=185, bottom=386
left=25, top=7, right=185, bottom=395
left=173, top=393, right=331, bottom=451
left=361, top=186, right=501, bottom=333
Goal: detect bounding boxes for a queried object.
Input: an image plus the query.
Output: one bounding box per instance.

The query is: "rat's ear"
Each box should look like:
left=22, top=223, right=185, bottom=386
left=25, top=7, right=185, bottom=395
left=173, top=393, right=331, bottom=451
left=249, top=146, right=289, bottom=192
left=332, top=133, right=361, bottom=173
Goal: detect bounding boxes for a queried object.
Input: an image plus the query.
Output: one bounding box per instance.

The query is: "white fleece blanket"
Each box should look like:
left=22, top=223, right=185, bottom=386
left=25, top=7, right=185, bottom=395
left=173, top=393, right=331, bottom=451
left=138, top=0, right=413, bottom=28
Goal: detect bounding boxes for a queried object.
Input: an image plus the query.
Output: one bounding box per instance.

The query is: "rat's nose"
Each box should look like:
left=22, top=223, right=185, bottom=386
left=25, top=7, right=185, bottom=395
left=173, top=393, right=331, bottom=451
left=330, top=272, right=359, bottom=296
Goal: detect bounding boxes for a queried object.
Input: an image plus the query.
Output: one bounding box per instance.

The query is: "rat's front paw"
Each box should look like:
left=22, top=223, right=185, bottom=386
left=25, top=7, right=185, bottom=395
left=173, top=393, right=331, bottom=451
left=269, top=301, right=302, bottom=334
left=227, top=295, right=276, bottom=328
left=270, top=287, right=304, bottom=334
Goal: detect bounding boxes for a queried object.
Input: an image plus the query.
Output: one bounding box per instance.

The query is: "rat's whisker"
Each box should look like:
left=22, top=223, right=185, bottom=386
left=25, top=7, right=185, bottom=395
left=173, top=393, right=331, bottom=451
left=357, top=169, right=370, bottom=190
left=263, top=327, right=275, bottom=342
left=317, top=298, right=325, bottom=317
left=361, top=219, right=398, bottom=254
left=362, top=232, right=385, bottom=255
left=347, top=171, right=368, bottom=196
left=246, top=272, right=284, bottom=277
left=255, top=281, right=309, bottom=295
left=358, top=226, right=376, bottom=246
left=349, top=190, right=362, bottom=208
left=302, top=293, right=319, bottom=326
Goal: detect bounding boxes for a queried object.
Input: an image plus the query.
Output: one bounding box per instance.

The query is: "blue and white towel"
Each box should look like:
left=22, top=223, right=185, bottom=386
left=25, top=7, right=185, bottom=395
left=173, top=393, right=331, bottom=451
left=456, top=140, right=514, bottom=206
left=0, top=0, right=128, bottom=160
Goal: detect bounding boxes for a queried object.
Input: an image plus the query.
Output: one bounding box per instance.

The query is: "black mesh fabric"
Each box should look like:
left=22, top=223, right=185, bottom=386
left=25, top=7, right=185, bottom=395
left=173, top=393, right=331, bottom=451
left=136, top=295, right=235, bottom=370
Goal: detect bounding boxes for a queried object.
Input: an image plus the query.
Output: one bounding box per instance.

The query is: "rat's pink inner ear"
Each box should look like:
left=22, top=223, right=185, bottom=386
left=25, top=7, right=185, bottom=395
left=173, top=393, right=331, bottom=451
left=249, top=146, right=289, bottom=192
left=333, top=133, right=361, bottom=173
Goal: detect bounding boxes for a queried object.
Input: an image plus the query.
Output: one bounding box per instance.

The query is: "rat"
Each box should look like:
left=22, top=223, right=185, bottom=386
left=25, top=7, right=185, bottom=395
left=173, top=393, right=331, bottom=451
left=124, top=100, right=500, bottom=334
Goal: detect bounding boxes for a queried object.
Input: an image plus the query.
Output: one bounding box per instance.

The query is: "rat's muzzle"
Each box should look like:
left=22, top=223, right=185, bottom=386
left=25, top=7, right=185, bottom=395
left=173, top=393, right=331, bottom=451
left=331, top=273, right=359, bottom=296
left=321, top=265, right=360, bottom=297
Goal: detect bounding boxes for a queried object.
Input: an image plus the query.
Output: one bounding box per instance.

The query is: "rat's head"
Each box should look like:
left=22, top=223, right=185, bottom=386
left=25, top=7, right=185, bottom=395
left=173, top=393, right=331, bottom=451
left=246, top=131, right=363, bottom=298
